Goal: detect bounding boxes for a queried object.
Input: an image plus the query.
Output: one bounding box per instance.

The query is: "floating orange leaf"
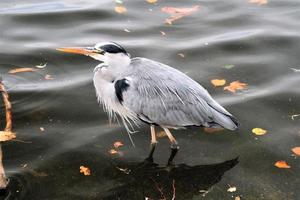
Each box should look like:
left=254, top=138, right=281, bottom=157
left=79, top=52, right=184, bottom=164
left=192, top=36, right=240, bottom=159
left=0, top=131, right=16, bottom=142
left=8, top=67, right=38, bottom=74
left=114, top=141, right=124, bottom=148
left=204, top=127, right=224, bottom=133
left=274, top=160, right=291, bottom=169
left=115, top=5, right=127, bottom=14
left=249, top=0, right=268, bottom=5
left=80, top=166, right=91, bottom=176
left=156, top=130, right=167, bottom=138
left=291, top=147, right=300, bottom=156
left=161, top=5, right=199, bottom=25
left=224, top=81, right=247, bottom=93
left=252, top=128, right=267, bottom=135
left=147, top=0, right=157, bottom=3
left=211, top=79, right=226, bottom=87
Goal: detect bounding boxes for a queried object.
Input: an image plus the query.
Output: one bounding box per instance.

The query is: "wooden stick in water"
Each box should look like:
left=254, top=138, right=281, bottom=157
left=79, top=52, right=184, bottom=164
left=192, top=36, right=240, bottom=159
left=0, top=78, right=15, bottom=189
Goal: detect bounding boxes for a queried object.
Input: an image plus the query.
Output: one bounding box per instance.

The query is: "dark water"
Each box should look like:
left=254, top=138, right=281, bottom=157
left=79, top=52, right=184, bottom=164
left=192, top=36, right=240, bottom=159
left=0, top=0, right=300, bottom=199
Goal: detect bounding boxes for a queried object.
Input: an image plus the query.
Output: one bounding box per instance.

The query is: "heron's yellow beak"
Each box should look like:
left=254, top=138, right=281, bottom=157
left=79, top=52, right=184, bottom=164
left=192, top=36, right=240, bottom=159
left=56, top=47, right=102, bottom=56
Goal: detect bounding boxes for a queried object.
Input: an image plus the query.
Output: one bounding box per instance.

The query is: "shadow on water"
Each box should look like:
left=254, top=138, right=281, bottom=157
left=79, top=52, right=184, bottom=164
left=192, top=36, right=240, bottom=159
left=0, top=151, right=238, bottom=200
left=103, top=157, right=239, bottom=200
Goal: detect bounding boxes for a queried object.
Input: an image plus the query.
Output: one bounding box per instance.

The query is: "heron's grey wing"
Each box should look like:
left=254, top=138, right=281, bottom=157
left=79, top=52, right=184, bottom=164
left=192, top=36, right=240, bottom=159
left=117, top=57, right=239, bottom=130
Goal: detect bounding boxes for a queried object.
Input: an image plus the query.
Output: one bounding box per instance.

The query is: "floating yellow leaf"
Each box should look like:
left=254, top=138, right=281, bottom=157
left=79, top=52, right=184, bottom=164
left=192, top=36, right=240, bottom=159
left=274, top=160, right=291, bottom=169
left=211, top=79, right=226, bottom=87
left=80, top=166, right=91, bottom=175
left=249, top=0, right=268, bottom=5
left=252, top=128, right=267, bottom=135
left=291, top=147, right=300, bottom=156
left=224, top=81, right=247, bottom=93
left=147, top=0, right=157, bottom=3
left=115, top=6, right=127, bottom=14
left=114, top=141, right=124, bottom=148
left=8, top=67, right=38, bottom=74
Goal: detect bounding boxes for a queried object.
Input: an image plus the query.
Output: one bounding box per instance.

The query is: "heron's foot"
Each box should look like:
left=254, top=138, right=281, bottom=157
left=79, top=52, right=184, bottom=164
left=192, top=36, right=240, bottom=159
left=144, top=156, right=154, bottom=164
left=137, top=157, right=158, bottom=168
left=167, top=144, right=179, bottom=166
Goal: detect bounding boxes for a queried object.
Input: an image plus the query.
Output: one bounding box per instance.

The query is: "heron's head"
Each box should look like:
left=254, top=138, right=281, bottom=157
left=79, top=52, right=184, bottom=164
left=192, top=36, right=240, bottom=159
left=57, top=42, right=131, bottom=68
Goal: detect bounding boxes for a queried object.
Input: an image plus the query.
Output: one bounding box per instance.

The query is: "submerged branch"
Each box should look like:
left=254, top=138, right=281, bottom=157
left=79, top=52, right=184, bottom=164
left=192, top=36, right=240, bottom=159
left=0, top=78, right=15, bottom=189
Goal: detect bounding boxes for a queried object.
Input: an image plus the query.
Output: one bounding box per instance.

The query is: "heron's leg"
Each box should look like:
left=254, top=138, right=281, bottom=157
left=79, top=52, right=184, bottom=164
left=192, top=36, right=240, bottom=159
left=146, top=125, right=157, bottom=162
left=163, top=128, right=179, bottom=165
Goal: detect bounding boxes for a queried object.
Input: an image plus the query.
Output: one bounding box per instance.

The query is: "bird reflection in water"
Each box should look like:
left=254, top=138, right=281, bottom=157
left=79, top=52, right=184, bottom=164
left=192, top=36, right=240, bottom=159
left=102, top=157, right=239, bottom=199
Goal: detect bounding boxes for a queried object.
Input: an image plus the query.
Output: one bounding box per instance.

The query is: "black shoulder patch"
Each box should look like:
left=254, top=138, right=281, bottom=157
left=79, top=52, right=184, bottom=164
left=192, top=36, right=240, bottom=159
left=115, top=79, right=130, bottom=103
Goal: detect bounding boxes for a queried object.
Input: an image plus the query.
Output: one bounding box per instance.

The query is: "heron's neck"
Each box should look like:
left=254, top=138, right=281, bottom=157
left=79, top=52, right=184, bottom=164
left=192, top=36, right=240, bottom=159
left=105, top=53, right=131, bottom=75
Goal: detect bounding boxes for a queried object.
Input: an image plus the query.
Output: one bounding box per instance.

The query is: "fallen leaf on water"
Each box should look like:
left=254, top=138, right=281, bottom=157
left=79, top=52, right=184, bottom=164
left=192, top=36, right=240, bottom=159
left=289, top=68, right=300, bottom=73
left=21, top=163, right=28, bottom=168
left=274, top=160, right=291, bottom=169
left=35, top=63, right=47, bottom=69
left=223, top=64, right=235, bottom=69
left=8, top=68, right=38, bottom=74
left=177, top=53, right=185, bottom=58
left=249, top=0, right=268, bottom=5
left=291, top=147, right=300, bottom=156
left=211, top=79, right=226, bottom=87
left=156, top=130, right=167, bottom=138
left=204, top=127, right=224, bottom=133
left=114, top=141, right=124, bottom=148
left=291, top=114, right=300, bottom=120
left=147, top=0, right=157, bottom=4
left=227, top=186, right=237, bottom=192
left=0, top=131, right=16, bottom=142
left=115, top=5, right=127, bottom=14
left=252, top=128, right=267, bottom=135
left=80, top=166, right=91, bottom=175
left=161, top=5, right=199, bottom=25
left=44, top=74, right=53, bottom=80
left=109, top=149, right=118, bottom=154
left=160, top=31, right=166, bottom=36
left=116, top=167, right=131, bottom=174
left=224, top=81, right=247, bottom=93
left=27, top=169, right=48, bottom=177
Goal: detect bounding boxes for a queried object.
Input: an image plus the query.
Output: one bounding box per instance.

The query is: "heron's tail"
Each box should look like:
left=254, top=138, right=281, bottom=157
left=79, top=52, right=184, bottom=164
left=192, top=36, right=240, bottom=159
left=206, top=101, right=240, bottom=131
left=210, top=108, right=240, bottom=131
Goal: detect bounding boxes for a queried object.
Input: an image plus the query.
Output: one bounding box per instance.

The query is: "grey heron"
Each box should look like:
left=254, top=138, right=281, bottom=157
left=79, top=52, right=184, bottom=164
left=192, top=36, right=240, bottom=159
left=57, top=42, right=239, bottom=165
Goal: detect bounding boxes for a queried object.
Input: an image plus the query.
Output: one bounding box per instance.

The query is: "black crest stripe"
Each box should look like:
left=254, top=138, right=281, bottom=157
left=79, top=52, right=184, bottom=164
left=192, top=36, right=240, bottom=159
left=115, top=79, right=130, bottom=103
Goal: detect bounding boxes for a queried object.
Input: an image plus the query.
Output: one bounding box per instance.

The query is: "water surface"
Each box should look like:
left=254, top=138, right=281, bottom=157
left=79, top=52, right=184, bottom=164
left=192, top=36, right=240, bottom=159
left=0, top=0, right=300, bottom=199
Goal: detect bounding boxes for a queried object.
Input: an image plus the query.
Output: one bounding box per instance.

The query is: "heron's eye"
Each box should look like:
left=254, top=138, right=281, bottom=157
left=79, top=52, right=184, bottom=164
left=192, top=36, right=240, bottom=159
left=94, top=49, right=104, bottom=55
